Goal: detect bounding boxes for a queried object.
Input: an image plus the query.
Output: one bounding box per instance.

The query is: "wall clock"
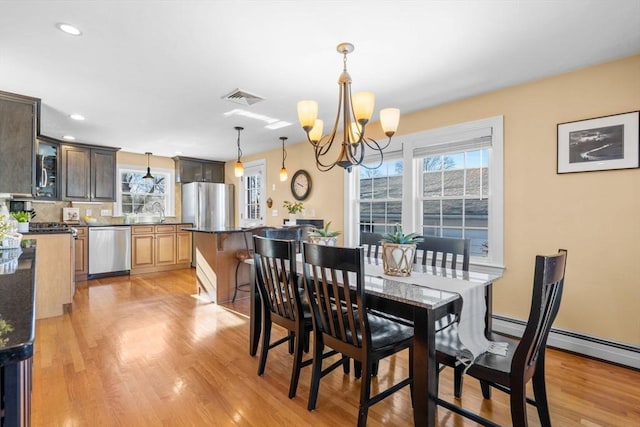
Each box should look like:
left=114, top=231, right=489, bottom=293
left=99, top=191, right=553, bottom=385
left=290, top=169, right=312, bottom=201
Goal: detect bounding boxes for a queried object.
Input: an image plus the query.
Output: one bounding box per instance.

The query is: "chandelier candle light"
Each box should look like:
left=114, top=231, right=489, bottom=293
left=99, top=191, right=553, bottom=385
left=297, top=42, right=400, bottom=172
left=234, top=126, right=244, bottom=178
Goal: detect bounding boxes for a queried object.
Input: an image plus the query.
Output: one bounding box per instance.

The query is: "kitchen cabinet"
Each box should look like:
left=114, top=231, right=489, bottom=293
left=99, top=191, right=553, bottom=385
left=26, top=233, right=74, bottom=319
left=130, top=224, right=191, bottom=274
left=74, top=226, right=88, bottom=281
left=174, top=156, right=224, bottom=183
left=61, top=143, right=118, bottom=201
left=0, top=91, right=40, bottom=197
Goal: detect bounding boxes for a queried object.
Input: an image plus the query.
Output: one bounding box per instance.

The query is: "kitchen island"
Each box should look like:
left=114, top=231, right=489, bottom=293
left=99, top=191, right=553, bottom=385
left=182, top=228, right=249, bottom=303
left=0, top=241, right=36, bottom=426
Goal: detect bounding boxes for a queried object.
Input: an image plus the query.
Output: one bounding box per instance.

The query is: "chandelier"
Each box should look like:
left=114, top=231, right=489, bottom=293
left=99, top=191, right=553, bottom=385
left=297, top=42, right=400, bottom=172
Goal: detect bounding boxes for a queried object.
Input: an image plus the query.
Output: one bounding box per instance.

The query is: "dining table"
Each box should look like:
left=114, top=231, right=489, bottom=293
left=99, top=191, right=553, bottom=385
left=248, top=254, right=502, bottom=427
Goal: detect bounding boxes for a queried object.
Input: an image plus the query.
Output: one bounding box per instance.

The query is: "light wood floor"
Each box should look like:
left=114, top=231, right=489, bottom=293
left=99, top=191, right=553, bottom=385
left=32, top=268, right=640, bottom=426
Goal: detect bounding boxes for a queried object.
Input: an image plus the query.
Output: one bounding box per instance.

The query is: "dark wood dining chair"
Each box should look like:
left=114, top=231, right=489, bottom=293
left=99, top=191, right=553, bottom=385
left=435, top=249, right=568, bottom=427
left=232, top=226, right=272, bottom=302
left=415, top=236, right=470, bottom=270
left=359, top=231, right=383, bottom=258
left=301, top=242, right=413, bottom=427
left=253, top=235, right=313, bottom=399
left=265, top=225, right=313, bottom=250
left=417, top=236, right=472, bottom=365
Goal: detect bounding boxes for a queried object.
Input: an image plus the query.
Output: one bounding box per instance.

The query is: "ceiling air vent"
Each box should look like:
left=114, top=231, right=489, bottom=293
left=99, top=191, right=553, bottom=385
left=222, top=88, right=265, bottom=106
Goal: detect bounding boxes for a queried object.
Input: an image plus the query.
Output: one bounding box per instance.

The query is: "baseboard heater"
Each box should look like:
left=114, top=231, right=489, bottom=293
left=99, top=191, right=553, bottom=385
left=492, top=315, right=640, bottom=370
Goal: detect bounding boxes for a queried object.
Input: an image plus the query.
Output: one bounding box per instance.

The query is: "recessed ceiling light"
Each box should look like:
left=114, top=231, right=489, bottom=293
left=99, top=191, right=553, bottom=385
left=62, top=135, right=76, bottom=140
left=57, top=23, right=82, bottom=36
left=69, top=114, right=85, bottom=121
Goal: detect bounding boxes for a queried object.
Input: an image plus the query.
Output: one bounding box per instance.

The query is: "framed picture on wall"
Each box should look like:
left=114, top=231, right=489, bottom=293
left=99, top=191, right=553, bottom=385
left=557, top=111, right=639, bottom=174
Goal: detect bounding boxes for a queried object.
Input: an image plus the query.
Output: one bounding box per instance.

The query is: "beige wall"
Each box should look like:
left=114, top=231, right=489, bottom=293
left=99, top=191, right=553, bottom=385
left=225, top=143, right=345, bottom=243
left=226, top=54, right=640, bottom=346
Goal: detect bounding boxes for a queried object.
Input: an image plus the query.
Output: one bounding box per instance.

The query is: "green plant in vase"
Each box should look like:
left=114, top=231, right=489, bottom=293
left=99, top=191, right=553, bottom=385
left=308, top=221, right=341, bottom=246
left=283, top=200, right=304, bottom=225
left=10, top=211, right=30, bottom=233
left=381, top=224, right=423, bottom=276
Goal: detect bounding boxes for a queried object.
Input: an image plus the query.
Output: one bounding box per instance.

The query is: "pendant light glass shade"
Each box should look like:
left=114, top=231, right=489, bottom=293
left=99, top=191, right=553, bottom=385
left=234, top=161, right=244, bottom=178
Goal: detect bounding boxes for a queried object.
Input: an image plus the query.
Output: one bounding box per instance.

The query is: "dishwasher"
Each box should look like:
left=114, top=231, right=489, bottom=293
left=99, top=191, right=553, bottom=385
left=88, top=226, right=131, bottom=278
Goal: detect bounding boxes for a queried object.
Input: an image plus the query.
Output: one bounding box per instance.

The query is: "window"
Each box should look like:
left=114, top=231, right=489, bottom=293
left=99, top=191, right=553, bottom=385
left=419, top=149, right=489, bottom=257
left=115, top=166, right=175, bottom=218
left=345, top=116, right=503, bottom=269
left=357, top=159, right=404, bottom=234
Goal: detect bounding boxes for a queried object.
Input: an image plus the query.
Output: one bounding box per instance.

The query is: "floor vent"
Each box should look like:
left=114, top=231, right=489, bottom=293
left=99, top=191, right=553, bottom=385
left=222, top=88, right=265, bottom=106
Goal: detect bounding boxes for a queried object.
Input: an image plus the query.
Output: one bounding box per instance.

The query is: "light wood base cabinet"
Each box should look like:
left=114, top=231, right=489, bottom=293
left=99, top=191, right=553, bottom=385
left=130, top=224, right=191, bottom=274
left=27, top=233, right=74, bottom=319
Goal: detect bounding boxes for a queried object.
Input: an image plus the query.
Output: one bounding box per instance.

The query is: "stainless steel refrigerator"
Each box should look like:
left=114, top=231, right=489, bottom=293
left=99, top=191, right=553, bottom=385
left=182, top=182, right=235, bottom=268
left=181, top=182, right=235, bottom=230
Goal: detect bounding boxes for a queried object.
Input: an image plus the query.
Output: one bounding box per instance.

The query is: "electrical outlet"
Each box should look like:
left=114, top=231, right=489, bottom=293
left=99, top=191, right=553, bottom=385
left=100, top=209, right=112, bottom=216
left=272, top=209, right=278, bottom=216
left=85, top=209, right=92, bottom=216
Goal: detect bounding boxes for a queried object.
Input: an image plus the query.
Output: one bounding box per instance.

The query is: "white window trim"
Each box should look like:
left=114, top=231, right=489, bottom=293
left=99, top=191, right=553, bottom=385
left=344, top=116, right=504, bottom=271
left=113, top=164, right=176, bottom=217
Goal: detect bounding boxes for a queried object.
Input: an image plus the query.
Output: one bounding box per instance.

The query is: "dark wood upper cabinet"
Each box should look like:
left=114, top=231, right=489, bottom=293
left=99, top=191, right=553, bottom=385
left=61, top=143, right=118, bottom=201
left=91, top=148, right=116, bottom=201
left=0, top=91, right=40, bottom=196
left=174, top=156, right=224, bottom=183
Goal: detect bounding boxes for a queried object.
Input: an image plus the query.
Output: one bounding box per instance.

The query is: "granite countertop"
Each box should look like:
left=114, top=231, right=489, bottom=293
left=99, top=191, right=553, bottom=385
left=0, top=240, right=36, bottom=366
left=82, top=222, right=192, bottom=227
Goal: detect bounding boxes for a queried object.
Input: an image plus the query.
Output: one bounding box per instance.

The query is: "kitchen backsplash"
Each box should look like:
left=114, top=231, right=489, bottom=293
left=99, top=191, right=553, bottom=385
left=32, top=201, right=122, bottom=224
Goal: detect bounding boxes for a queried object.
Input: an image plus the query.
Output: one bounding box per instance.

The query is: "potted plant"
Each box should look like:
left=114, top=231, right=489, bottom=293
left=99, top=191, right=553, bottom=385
left=283, top=200, right=304, bottom=225
left=10, top=211, right=31, bottom=233
left=381, top=224, right=423, bottom=276
left=308, top=221, right=341, bottom=246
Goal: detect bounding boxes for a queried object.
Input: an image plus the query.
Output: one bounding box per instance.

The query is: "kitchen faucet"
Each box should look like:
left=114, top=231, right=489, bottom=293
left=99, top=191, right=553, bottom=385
left=151, top=202, right=165, bottom=223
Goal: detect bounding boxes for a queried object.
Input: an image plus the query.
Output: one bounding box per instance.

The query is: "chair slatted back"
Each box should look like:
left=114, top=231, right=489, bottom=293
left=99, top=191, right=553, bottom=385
left=302, top=243, right=369, bottom=356
left=241, top=226, right=274, bottom=254
left=416, top=237, right=470, bottom=271
left=253, top=236, right=302, bottom=326
left=360, top=232, right=383, bottom=258
left=265, top=225, right=313, bottom=251
left=515, top=249, right=567, bottom=374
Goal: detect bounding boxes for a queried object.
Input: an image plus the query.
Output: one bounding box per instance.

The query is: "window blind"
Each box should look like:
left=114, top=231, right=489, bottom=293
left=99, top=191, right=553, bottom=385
left=412, top=127, right=492, bottom=158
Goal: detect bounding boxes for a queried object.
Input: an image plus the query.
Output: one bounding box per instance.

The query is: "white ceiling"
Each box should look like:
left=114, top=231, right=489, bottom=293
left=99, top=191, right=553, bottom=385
left=1, top=0, right=639, bottom=161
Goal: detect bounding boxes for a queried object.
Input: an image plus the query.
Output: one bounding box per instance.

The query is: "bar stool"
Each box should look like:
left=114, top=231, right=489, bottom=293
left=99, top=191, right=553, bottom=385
left=232, top=226, right=272, bottom=302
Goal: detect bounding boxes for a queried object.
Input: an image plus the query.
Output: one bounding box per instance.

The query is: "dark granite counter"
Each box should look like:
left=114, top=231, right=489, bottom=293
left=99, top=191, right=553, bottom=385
left=87, top=221, right=193, bottom=227
left=182, top=227, right=245, bottom=234
left=0, top=240, right=36, bottom=366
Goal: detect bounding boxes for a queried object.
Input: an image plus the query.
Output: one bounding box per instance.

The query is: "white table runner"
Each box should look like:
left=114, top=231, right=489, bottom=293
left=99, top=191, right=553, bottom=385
left=365, top=263, right=507, bottom=367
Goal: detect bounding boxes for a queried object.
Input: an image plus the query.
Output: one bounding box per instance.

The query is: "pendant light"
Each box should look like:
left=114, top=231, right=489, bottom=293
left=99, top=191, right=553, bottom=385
left=279, top=136, right=288, bottom=182
left=143, top=152, right=154, bottom=180
left=234, top=126, right=244, bottom=178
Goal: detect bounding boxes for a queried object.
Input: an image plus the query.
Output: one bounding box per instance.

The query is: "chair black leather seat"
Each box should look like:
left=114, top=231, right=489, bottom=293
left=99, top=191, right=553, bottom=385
left=302, top=242, right=413, bottom=427
left=434, top=249, right=568, bottom=427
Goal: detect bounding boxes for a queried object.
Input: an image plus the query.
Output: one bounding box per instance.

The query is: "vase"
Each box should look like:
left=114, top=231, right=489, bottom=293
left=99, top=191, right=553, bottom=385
left=17, top=222, right=29, bottom=233
left=309, top=236, right=337, bottom=246
left=381, top=243, right=416, bottom=276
